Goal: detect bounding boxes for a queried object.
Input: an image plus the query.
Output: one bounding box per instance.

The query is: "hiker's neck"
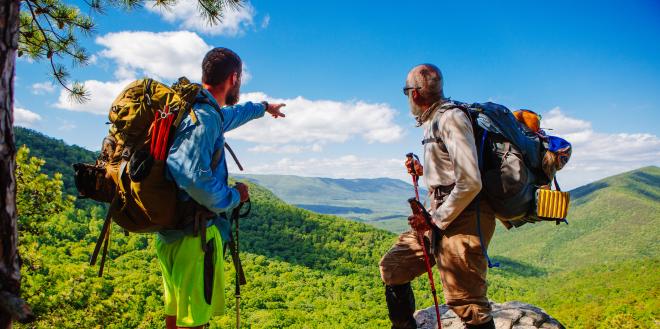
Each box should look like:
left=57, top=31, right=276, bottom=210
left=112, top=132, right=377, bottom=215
left=203, top=83, right=229, bottom=107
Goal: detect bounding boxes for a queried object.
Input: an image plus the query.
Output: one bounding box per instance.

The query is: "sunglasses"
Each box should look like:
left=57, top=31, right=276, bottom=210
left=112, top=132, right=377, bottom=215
left=402, top=86, right=420, bottom=96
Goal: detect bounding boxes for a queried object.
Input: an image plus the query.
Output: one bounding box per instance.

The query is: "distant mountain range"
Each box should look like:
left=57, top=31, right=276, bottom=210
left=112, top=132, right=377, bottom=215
left=235, top=174, right=427, bottom=232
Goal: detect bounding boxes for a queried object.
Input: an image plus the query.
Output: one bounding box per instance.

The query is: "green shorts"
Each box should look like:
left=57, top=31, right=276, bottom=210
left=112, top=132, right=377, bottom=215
left=156, top=225, right=225, bottom=327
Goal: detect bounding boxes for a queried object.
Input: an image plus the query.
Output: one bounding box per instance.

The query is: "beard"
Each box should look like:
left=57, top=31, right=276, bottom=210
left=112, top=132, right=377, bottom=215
left=225, top=83, right=240, bottom=105
left=409, top=96, right=425, bottom=118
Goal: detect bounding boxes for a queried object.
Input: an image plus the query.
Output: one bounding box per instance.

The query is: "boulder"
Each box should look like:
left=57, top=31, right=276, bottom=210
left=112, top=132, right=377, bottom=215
left=413, top=301, right=565, bottom=329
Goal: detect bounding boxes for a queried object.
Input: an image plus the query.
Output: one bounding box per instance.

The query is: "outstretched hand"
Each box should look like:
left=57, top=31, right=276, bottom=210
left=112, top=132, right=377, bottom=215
left=266, top=103, right=286, bottom=118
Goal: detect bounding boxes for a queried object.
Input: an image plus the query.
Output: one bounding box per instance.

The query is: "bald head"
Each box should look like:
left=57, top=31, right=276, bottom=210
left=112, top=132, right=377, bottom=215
left=406, top=64, right=444, bottom=105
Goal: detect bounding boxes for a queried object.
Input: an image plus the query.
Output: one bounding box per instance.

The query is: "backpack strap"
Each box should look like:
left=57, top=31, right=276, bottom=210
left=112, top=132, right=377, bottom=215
left=223, top=143, right=244, bottom=171
left=195, top=96, right=225, bottom=122
left=475, top=130, right=500, bottom=268
left=90, top=211, right=112, bottom=267
left=420, top=101, right=473, bottom=146
left=553, top=176, right=562, bottom=191
left=143, top=78, right=154, bottom=106
left=195, top=95, right=245, bottom=172
left=421, top=137, right=442, bottom=145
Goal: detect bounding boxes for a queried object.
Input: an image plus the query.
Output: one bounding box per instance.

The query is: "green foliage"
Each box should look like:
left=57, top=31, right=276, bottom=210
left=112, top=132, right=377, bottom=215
left=486, top=166, right=660, bottom=328
left=16, top=147, right=165, bottom=328
left=16, top=147, right=73, bottom=235
left=15, top=127, right=97, bottom=201
left=487, top=259, right=659, bottom=329
left=14, top=147, right=414, bottom=328
left=13, top=130, right=660, bottom=328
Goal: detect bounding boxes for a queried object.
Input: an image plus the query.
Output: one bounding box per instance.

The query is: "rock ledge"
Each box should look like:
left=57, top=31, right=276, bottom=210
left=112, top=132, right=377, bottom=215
left=414, top=301, right=565, bottom=329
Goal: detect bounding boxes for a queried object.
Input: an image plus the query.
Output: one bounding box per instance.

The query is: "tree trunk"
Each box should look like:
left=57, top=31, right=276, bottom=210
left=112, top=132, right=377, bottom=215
left=0, top=0, right=33, bottom=327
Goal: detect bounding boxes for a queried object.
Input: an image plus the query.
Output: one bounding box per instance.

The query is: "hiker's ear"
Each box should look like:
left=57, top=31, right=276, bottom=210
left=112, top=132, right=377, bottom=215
left=231, top=72, right=239, bottom=86
left=411, top=89, right=421, bottom=103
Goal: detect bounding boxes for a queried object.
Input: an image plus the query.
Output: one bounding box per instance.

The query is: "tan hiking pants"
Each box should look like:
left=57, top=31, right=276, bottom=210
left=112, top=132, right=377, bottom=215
left=379, top=200, right=496, bottom=325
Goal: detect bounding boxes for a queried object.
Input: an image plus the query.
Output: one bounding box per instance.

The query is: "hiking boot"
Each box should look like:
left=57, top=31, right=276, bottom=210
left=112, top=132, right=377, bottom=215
left=385, top=283, right=417, bottom=329
left=466, top=318, right=495, bottom=329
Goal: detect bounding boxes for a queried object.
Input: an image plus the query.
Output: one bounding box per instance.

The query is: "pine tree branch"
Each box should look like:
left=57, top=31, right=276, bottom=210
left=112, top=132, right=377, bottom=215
left=18, top=0, right=245, bottom=105
left=24, top=0, right=88, bottom=102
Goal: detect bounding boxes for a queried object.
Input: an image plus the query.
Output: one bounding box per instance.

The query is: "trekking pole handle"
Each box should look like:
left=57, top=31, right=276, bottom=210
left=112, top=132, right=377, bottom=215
left=405, top=153, right=421, bottom=177
left=408, top=197, right=434, bottom=228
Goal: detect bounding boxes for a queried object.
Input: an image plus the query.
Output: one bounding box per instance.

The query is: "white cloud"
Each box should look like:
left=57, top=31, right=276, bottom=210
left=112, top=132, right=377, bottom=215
left=227, top=92, right=404, bottom=146
left=56, top=118, right=76, bottom=131
left=55, top=79, right=133, bottom=115
left=242, top=155, right=406, bottom=180
left=31, top=81, right=55, bottom=95
left=241, top=63, right=252, bottom=85
left=543, top=108, right=660, bottom=189
left=56, top=30, right=215, bottom=115
left=248, top=143, right=323, bottom=154
left=14, top=107, right=42, bottom=127
left=146, top=1, right=256, bottom=36
left=261, top=14, right=270, bottom=29
left=56, top=30, right=267, bottom=115
left=96, top=31, right=212, bottom=81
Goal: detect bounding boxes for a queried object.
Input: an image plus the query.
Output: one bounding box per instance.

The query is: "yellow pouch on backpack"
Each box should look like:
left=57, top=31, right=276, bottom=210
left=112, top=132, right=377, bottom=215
left=536, top=189, right=570, bottom=219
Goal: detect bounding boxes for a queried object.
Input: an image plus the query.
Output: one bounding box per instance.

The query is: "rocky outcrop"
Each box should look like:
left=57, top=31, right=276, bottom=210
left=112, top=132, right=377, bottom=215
left=414, top=301, right=565, bottom=329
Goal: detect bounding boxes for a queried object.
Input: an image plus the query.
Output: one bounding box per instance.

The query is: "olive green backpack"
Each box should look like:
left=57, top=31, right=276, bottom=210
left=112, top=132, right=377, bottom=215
left=73, top=77, right=207, bottom=274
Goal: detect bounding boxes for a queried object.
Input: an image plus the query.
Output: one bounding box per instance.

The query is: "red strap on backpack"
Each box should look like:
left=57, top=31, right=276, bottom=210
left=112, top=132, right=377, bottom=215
left=150, top=105, right=177, bottom=161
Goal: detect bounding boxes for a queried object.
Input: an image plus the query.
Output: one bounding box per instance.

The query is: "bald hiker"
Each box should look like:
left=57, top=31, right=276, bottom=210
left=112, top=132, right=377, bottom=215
left=379, top=64, right=496, bottom=329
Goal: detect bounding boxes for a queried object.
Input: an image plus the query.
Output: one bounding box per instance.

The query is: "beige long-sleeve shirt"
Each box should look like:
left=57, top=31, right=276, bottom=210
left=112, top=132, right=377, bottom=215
left=422, top=102, right=482, bottom=230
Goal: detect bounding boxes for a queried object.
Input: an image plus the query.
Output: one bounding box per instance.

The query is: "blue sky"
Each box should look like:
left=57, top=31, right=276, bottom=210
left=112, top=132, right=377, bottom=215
left=14, top=0, right=660, bottom=189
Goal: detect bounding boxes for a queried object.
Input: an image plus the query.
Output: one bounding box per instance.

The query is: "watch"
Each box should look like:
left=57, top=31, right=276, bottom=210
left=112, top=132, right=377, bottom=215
left=261, top=101, right=269, bottom=112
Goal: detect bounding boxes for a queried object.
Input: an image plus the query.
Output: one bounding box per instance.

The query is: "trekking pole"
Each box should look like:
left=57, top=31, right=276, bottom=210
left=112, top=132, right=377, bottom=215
left=231, top=199, right=251, bottom=329
left=405, top=153, right=421, bottom=201
left=406, top=153, right=442, bottom=329
left=232, top=202, right=244, bottom=329
left=409, top=198, right=442, bottom=329
left=236, top=207, right=241, bottom=329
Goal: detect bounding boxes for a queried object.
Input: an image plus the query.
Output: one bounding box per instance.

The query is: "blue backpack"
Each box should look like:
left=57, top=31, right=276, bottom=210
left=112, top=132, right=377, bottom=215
left=424, top=101, right=571, bottom=268
left=430, top=101, right=568, bottom=227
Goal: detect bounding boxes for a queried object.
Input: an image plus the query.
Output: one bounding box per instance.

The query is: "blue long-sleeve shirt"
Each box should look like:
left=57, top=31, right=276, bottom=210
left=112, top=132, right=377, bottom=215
left=158, top=89, right=265, bottom=243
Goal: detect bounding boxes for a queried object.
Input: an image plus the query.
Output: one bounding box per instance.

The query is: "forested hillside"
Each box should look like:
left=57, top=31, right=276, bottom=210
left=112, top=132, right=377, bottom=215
left=15, top=127, right=97, bottom=197
left=487, top=166, right=660, bottom=328
left=14, top=147, right=413, bottom=328
left=13, top=130, right=660, bottom=328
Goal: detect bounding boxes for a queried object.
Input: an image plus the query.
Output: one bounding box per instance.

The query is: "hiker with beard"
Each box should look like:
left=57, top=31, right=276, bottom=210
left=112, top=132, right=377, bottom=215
left=157, top=47, right=286, bottom=329
left=379, top=64, right=496, bottom=329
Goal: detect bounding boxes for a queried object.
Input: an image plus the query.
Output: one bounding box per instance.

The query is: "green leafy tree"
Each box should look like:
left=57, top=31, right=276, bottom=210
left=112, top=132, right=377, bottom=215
left=15, top=147, right=73, bottom=235
left=0, top=1, right=244, bottom=327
